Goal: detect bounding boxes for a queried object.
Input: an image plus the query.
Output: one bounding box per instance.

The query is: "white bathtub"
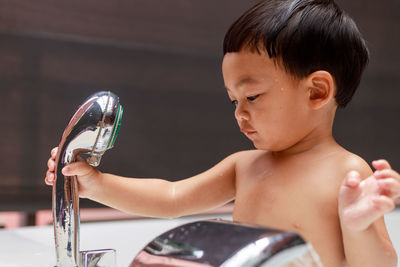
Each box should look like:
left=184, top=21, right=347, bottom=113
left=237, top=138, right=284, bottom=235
left=0, top=213, right=231, bottom=267
left=0, top=211, right=398, bottom=267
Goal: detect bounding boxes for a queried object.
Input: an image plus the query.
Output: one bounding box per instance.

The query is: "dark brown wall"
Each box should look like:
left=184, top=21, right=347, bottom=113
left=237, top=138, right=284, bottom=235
left=0, top=0, right=399, bottom=211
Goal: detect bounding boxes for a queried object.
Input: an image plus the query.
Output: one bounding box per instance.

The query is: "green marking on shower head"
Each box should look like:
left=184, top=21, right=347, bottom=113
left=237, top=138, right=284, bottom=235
left=107, top=104, right=123, bottom=149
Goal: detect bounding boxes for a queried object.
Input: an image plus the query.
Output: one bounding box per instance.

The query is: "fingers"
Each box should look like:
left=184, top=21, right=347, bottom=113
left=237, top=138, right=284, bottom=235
left=359, top=195, right=396, bottom=230
left=371, top=159, right=400, bottom=199
left=372, top=159, right=391, bottom=171
left=45, top=161, right=95, bottom=185
left=45, top=148, right=58, bottom=185
left=343, top=171, right=361, bottom=188
left=371, top=162, right=400, bottom=201
left=62, top=161, right=95, bottom=178
left=44, top=171, right=55, bottom=185
left=51, top=147, right=58, bottom=157
left=374, top=169, right=399, bottom=180
left=377, top=178, right=400, bottom=199
left=374, top=168, right=400, bottom=199
left=47, top=157, right=56, bottom=172
left=371, top=195, right=395, bottom=214
left=47, top=147, right=59, bottom=171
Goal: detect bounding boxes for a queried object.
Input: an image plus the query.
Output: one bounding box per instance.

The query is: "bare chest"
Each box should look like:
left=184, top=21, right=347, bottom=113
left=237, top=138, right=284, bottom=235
left=232, top=170, right=346, bottom=267
left=233, top=172, right=332, bottom=230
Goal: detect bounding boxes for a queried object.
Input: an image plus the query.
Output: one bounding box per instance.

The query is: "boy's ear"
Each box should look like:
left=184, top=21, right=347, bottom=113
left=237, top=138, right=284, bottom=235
left=305, top=70, right=336, bottom=109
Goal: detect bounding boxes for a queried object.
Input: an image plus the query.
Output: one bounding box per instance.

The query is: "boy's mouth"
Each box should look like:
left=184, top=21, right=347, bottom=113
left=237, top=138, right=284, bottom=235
left=240, top=128, right=256, bottom=135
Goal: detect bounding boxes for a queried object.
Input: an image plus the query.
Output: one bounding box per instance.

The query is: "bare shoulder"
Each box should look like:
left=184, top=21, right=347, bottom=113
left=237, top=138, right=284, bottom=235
left=204, top=150, right=264, bottom=178
left=230, top=149, right=266, bottom=158
left=336, top=149, right=373, bottom=179
left=229, top=149, right=267, bottom=166
left=228, top=150, right=274, bottom=180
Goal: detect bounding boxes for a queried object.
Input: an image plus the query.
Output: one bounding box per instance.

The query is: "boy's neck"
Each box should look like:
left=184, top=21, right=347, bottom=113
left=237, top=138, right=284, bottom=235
left=270, top=123, right=338, bottom=159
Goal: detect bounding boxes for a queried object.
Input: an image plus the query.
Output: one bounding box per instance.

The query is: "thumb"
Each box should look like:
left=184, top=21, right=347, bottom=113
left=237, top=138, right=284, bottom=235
left=342, top=171, right=361, bottom=188
left=339, top=171, right=361, bottom=207
left=61, top=161, right=96, bottom=178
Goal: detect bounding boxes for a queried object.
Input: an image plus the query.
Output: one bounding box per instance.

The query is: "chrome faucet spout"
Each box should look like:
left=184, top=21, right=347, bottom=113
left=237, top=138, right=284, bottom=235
left=52, top=91, right=123, bottom=267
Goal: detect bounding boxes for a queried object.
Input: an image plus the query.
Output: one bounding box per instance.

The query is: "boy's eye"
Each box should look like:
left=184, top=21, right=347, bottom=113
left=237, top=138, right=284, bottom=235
left=247, top=94, right=260, bottom=102
left=231, top=100, right=238, bottom=106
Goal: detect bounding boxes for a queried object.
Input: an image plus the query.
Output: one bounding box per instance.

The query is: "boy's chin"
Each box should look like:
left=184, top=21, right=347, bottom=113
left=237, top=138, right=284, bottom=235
left=252, top=141, right=273, bottom=151
left=252, top=141, right=288, bottom=152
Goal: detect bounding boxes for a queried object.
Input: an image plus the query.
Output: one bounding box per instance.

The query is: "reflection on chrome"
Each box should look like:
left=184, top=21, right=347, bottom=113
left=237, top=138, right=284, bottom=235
left=52, top=91, right=122, bottom=267
left=131, top=219, right=323, bottom=267
left=145, top=237, right=204, bottom=259
left=80, top=249, right=116, bottom=267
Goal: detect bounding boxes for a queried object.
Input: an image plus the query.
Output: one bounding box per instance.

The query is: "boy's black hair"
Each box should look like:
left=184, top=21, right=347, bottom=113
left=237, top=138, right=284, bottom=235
left=223, top=0, right=369, bottom=108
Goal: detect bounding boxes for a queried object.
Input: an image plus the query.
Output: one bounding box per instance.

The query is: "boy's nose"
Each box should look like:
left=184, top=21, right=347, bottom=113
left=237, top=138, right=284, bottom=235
left=234, top=103, right=249, bottom=121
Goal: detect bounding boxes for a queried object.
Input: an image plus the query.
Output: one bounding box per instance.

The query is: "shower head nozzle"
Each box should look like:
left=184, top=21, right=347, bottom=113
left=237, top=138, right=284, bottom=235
left=58, top=91, right=123, bottom=167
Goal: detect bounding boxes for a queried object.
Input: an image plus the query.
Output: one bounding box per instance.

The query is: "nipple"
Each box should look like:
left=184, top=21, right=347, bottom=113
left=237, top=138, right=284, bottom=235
left=292, top=222, right=302, bottom=230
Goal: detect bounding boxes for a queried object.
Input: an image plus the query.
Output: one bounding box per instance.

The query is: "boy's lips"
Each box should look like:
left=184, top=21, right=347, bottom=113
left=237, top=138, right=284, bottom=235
left=240, top=128, right=256, bottom=135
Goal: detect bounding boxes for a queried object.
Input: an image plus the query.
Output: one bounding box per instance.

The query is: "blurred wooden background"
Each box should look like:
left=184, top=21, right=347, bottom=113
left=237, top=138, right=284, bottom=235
left=0, top=0, right=399, bottom=212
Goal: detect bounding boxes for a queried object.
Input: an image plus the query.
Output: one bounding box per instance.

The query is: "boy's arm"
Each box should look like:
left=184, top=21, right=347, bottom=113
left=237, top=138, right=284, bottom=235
left=61, top=152, right=238, bottom=218
left=338, top=160, right=398, bottom=267
left=341, top=218, right=395, bottom=267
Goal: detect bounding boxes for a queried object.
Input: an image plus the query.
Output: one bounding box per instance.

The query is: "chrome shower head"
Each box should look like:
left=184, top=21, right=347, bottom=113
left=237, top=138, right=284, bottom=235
left=58, top=91, right=123, bottom=168
left=53, top=91, right=122, bottom=267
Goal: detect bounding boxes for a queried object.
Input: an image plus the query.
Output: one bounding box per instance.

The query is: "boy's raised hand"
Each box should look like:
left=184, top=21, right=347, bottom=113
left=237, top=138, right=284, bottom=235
left=44, top=147, right=100, bottom=199
left=338, top=159, right=400, bottom=232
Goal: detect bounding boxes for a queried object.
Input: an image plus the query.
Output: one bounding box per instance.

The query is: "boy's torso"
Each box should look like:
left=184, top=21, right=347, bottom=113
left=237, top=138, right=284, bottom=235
left=232, top=148, right=370, bottom=267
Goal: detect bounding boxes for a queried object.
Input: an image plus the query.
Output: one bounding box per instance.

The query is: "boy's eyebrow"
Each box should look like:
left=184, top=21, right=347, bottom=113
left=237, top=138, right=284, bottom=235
left=225, top=76, right=259, bottom=91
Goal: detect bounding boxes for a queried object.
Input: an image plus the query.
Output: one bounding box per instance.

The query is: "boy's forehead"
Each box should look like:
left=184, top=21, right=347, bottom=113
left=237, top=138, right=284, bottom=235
left=222, top=49, right=299, bottom=88
left=223, top=51, right=276, bottom=85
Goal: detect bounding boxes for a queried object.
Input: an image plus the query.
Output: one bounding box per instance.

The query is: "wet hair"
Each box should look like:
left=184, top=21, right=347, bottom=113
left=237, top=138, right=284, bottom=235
left=223, top=0, right=369, bottom=108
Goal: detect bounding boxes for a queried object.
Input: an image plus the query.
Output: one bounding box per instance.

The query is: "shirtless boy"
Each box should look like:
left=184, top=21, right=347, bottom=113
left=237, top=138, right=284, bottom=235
left=45, top=0, right=399, bottom=266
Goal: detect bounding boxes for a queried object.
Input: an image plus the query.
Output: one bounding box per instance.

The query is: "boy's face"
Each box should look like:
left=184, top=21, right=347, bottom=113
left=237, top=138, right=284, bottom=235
left=222, top=49, right=313, bottom=152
